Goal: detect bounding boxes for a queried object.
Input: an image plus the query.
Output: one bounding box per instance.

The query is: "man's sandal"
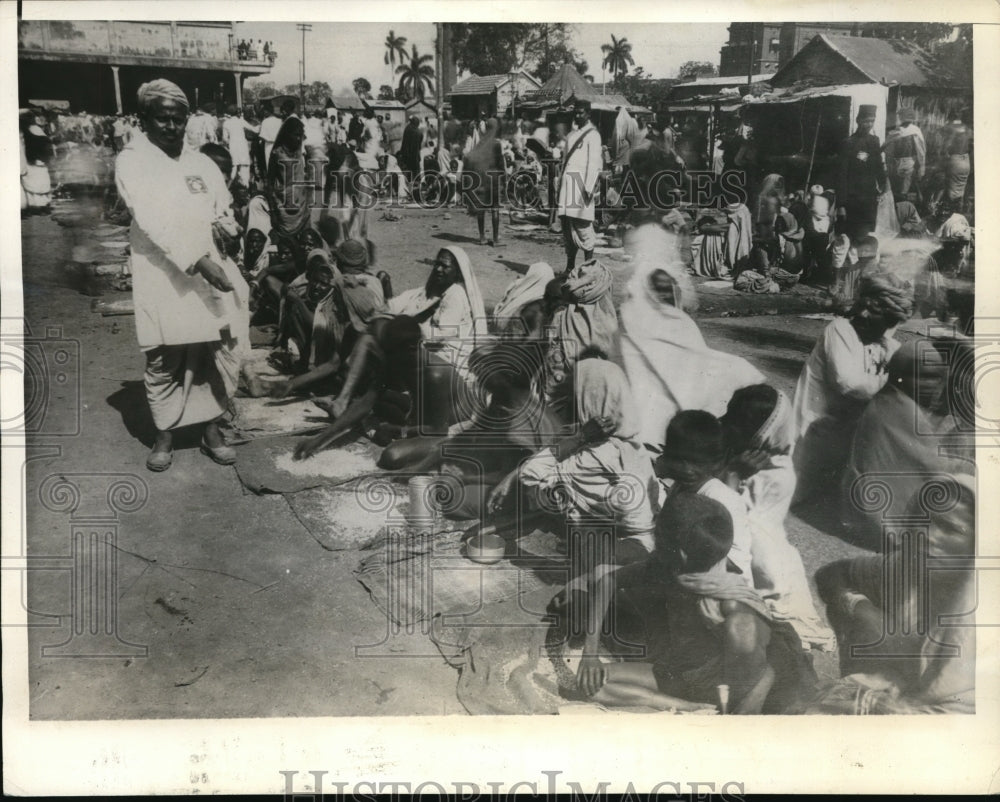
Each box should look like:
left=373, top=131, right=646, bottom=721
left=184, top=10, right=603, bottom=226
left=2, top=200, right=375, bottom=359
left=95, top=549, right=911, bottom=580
left=200, top=438, right=237, bottom=466
left=146, top=449, right=173, bottom=472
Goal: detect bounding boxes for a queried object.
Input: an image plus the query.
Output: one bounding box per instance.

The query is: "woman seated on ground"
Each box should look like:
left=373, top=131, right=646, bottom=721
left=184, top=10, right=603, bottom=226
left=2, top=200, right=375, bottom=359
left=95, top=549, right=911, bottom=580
left=790, top=273, right=913, bottom=505
left=292, top=315, right=423, bottom=461
left=270, top=242, right=389, bottom=392
left=720, top=385, right=835, bottom=651
left=575, top=491, right=816, bottom=714
left=619, top=225, right=764, bottom=451
left=378, top=341, right=562, bottom=520
left=812, top=475, right=975, bottom=714
left=487, top=358, right=659, bottom=568
left=694, top=202, right=752, bottom=279
left=774, top=211, right=807, bottom=276
left=491, top=262, right=556, bottom=339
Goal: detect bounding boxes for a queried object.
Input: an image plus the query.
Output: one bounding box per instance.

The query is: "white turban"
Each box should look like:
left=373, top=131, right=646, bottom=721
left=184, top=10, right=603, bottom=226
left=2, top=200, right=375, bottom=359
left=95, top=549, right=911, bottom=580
left=137, top=79, right=189, bottom=111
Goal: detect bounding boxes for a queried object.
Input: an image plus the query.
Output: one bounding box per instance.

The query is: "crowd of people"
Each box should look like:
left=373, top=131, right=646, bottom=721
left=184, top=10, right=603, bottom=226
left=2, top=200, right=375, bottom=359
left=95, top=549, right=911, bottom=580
left=235, top=39, right=276, bottom=63
left=30, top=74, right=977, bottom=716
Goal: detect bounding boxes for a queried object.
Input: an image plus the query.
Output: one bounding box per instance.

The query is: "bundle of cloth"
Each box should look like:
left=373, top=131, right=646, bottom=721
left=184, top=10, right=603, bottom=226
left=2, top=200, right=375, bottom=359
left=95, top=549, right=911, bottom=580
left=620, top=224, right=765, bottom=449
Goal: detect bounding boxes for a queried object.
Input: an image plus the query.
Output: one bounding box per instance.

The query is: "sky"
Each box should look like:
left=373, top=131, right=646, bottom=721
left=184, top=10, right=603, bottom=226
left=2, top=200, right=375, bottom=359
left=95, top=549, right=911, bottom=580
left=236, top=22, right=730, bottom=95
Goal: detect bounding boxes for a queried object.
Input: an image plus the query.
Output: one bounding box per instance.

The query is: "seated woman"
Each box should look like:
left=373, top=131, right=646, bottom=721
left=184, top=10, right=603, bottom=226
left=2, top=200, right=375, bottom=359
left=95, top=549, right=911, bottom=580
left=790, top=273, right=912, bottom=505
left=774, top=211, right=806, bottom=275
left=619, top=227, right=764, bottom=451
left=813, top=476, right=975, bottom=714
left=575, top=491, right=815, bottom=714
left=271, top=245, right=388, bottom=392
left=694, top=202, right=752, bottom=279
left=488, top=358, right=658, bottom=568
left=720, top=384, right=835, bottom=651
left=292, top=315, right=423, bottom=461
left=491, top=262, right=556, bottom=338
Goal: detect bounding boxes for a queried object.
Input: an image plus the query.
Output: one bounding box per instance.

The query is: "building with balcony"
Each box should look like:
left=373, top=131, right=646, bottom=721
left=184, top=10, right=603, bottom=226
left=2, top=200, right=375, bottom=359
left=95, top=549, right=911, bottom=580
left=18, top=20, right=274, bottom=114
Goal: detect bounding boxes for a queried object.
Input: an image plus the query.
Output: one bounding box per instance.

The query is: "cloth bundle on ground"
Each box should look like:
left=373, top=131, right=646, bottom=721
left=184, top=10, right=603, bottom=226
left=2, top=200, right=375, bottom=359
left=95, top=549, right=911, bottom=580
left=619, top=226, right=764, bottom=448
left=734, top=270, right=778, bottom=294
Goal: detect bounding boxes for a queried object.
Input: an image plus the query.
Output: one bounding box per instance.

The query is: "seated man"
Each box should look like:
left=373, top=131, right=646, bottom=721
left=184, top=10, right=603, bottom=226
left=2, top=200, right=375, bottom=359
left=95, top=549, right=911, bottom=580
left=388, top=245, right=486, bottom=344
left=292, top=315, right=423, bottom=461
left=249, top=235, right=303, bottom=325
left=576, top=491, right=815, bottom=714
left=813, top=476, right=974, bottom=713
left=270, top=244, right=388, bottom=392
left=377, top=340, right=561, bottom=520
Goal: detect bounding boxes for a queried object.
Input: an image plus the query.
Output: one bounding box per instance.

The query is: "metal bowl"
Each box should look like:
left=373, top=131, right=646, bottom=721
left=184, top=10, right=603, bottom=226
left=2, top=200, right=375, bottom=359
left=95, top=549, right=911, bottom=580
left=464, top=532, right=506, bottom=565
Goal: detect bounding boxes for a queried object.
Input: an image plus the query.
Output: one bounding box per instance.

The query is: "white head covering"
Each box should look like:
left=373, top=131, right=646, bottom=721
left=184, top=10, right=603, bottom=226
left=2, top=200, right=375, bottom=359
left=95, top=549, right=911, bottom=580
left=492, top=262, right=556, bottom=327
left=440, top=245, right=488, bottom=340
left=137, top=79, right=189, bottom=111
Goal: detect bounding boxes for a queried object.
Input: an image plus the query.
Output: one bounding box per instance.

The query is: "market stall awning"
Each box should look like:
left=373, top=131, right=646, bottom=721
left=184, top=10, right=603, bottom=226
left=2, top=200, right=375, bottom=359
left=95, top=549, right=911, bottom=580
left=521, top=64, right=649, bottom=114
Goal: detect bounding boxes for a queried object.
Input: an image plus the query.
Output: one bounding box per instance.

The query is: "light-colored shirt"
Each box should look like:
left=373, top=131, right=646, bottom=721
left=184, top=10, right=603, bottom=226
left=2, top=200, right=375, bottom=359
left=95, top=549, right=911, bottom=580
left=557, top=123, right=603, bottom=221
left=259, top=115, right=283, bottom=165
left=388, top=283, right=472, bottom=341
left=222, top=115, right=256, bottom=165
left=521, top=439, right=657, bottom=548
left=697, top=478, right=753, bottom=578
left=791, top=316, right=897, bottom=443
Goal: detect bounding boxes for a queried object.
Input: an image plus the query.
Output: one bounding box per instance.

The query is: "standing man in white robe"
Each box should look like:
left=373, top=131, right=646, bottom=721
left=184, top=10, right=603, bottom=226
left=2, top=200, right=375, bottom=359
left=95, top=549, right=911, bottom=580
left=557, top=97, right=604, bottom=274
left=115, top=79, right=250, bottom=472
left=222, top=104, right=257, bottom=188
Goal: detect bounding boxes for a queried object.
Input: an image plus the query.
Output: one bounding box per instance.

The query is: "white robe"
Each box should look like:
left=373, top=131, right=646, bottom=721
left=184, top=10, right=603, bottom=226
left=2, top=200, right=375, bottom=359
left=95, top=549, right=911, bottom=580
left=116, top=131, right=248, bottom=351
left=557, top=123, right=603, bottom=222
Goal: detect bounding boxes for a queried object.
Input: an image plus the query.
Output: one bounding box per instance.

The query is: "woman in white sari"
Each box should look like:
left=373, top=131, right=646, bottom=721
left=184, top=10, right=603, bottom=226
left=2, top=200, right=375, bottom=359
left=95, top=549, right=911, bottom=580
left=620, top=225, right=764, bottom=450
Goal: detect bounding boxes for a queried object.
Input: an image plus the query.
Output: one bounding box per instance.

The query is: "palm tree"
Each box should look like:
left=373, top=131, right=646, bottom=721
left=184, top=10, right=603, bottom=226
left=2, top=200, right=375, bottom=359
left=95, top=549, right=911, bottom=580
left=384, top=30, right=408, bottom=83
left=601, top=34, right=635, bottom=84
left=396, top=44, right=435, bottom=101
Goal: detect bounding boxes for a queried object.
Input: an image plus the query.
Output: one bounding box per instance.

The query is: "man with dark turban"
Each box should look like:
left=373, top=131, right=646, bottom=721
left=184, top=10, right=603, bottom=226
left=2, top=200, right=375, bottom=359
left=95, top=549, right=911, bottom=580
left=790, top=272, right=913, bottom=504
left=116, top=79, right=250, bottom=471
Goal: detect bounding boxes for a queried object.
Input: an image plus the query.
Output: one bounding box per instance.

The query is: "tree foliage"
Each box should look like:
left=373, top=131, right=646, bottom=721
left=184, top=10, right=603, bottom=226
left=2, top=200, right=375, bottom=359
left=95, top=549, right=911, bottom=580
left=446, top=23, right=533, bottom=75
left=601, top=34, right=635, bottom=81
left=677, top=60, right=718, bottom=82
left=384, top=30, right=408, bottom=74
left=352, top=77, right=372, bottom=99
left=396, top=44, right=435, bottom=101
left=378, top=84, right=396, bottom=101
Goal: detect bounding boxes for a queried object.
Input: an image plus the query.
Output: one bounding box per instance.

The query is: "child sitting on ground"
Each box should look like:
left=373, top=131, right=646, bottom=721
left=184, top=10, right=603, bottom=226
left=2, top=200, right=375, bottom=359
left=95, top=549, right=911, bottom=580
left=575, top=491, right=816, bottom=713
left=654, top=410, right=753, bottom=578
left=719, top=384, right=836, bottom=651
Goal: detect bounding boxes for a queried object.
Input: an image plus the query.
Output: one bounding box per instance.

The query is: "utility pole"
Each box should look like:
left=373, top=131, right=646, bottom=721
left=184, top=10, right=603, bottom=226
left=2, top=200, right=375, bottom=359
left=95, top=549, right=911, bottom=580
left=297, top=23, right=312, bottom=110
left=747, top=28, right=756, bottom=86
left=435, top=22, right=443, bottom=146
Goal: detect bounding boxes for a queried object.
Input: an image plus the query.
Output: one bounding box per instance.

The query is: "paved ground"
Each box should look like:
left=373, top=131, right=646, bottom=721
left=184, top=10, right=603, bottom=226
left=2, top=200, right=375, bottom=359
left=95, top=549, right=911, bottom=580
left=19, top=202, right=877, bottom=719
